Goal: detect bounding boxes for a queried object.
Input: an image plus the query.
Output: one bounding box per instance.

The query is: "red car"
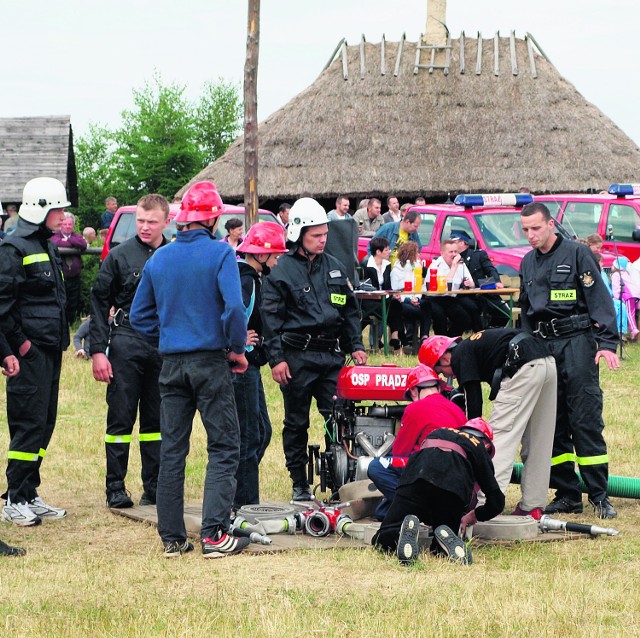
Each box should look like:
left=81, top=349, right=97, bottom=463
left=101, top=204, right=278, bottom=260
left=358, top=194, right=563, bottom=289
left=536, top=184, right=640, bottom=262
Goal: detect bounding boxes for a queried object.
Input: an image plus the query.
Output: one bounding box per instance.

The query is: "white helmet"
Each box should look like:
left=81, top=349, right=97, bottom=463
left=19, top=177, right=71, bottom=225
left=287, top=197, right=328, bottom=243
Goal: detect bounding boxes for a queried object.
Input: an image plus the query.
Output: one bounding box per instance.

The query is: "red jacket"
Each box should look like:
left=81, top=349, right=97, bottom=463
left=392, top=393, right=467, bottom=457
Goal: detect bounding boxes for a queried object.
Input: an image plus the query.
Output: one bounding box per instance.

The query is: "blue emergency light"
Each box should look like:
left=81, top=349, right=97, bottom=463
left=454, top=193, right=534, bottom=208
left=608, top=183, right=640, bottom=197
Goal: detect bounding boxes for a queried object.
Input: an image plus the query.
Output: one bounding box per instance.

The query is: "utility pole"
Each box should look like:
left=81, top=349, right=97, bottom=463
left=244, top=0, right=260, bottom=227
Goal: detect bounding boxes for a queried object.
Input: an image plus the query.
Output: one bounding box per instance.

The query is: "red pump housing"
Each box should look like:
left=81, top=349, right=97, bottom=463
left=337, top=365, right=414, bottom=402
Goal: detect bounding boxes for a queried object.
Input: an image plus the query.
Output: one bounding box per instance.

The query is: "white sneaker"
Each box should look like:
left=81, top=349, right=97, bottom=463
left=2, top=500, right=42, bottom=527
left=28, top=496, right=67, bottom=520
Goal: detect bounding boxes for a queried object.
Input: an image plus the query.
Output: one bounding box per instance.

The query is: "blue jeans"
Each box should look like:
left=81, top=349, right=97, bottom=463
left=157, top=351, right=240, bottom=543
left=367, top=457, right=404, bottom=520
left=232, top=364, right=272, bottom=507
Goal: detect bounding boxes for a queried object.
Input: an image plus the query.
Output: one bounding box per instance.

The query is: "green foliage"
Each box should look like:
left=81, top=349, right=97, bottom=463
left=75, top=73, right=242, bottom=228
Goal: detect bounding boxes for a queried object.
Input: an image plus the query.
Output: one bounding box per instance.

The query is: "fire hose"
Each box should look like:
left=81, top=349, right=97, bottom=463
left=539, top=515, right=619, bottom=537
left=511, top=463, right=640, bottom=499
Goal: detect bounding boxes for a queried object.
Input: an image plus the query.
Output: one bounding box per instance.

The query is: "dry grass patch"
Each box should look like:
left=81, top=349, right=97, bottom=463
left=0, top=344, right=639, bottom=637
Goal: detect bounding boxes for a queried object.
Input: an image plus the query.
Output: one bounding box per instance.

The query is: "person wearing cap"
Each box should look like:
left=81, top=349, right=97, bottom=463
left=367, top=364, right=467, bottom=520
left=369, top=209, right=422, bottom=267
left=421, top=331, right=557, bottom=520
left=449, top=229, right=509, bottom=328
left=130, top=181, right=250, bottom=559
left=232, top=222, right=288, bottom=508
left=261, top=197, right=367, bottom=501
left=0, top=177, right=71, bottom=526
left=90, top=194, right=169, bottom=509
left=519, top=202, right=620, bottom=519
left=372, top=417, right=504, bottom=566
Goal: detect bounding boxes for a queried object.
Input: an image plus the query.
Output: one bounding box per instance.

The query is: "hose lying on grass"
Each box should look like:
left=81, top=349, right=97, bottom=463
left=511, top=463, right=640, bottom=499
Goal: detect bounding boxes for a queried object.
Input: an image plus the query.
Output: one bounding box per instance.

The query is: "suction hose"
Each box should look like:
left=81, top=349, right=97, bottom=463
left=511, top=463, right=640, bottom=499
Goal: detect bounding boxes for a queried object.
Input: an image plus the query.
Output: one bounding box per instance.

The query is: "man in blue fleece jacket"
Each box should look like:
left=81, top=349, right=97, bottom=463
left=130, top=181, right=250, bottom=560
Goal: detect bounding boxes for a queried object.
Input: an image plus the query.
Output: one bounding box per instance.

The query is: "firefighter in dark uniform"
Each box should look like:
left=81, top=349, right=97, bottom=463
left=449, top=230, right=509, bottom=327
left=0, top=177, right=70, bottom=527
left=261, top=197, right=367, bottom=501
left=519, top=202, right=620, bottom=519
left=90, top=194, right=169, bottom=508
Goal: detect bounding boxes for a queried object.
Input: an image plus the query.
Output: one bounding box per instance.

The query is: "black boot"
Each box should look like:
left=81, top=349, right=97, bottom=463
left=106, top=481, right=133, bottom=509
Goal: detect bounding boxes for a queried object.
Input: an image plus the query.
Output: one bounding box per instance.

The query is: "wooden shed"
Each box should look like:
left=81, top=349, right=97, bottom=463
left=0, top=115, right=78, bottom=207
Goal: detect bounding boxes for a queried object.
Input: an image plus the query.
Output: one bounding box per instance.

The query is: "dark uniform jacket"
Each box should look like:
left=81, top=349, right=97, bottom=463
left=0, top=218, right=69, bottom=352
left=459, top=247, right=500, bottom=286
left=451, top=328, right=551, bottom=418
left=261, top=250, right=365, bottom=367
left=400, top=427, right=505, bottom=522
left=238, top=259, right=269, bottom=367
left=89, top=235, right=166, bottom=356
left=519, top=236, right=618, bottom=352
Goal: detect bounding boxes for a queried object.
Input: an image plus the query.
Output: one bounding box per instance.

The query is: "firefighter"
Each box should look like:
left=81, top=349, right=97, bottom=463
left=89, top=194, right=170, bottom=508
left=0, top=177, right=70, bottom=526
left=519, top=202, right=620, bottom=519
left=367, top=364, right=466, bottom=520
left=261, top=197, right=367, bottom=501
left=232, top=222, right=288, bottom=508
left=421, top=330, right=557, bottom=519
left=372, top=417, right=504, bottom=566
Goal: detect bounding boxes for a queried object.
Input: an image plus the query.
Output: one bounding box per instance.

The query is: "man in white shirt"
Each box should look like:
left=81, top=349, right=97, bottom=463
left=327, top=196, right=351, bottom=221
left=382, top=196, right=402, bottom=224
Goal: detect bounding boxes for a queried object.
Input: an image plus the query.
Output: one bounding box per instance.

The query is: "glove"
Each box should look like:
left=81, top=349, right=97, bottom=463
left=460, top=510, right=478, bottom=536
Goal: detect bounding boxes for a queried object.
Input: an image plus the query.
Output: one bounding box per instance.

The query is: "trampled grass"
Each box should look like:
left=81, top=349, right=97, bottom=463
left=0, top=343, right=639, bottom=637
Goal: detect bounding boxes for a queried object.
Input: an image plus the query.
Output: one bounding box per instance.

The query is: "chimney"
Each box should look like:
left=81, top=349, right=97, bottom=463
left=424, top=0, right=447, bottom=47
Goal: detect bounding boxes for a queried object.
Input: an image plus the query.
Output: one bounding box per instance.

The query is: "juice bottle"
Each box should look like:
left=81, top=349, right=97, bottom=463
left=437, top=274, right=447, bottom=292
left=403, top=263, right=413, bottom=292
left=429, top=267, right=438, bottom=292
left=414, top=264, right=423, bottom=292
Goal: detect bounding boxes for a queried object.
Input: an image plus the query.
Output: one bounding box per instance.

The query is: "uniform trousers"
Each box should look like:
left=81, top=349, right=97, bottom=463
left=279, top=346, right=344, bottom=484
left=544, top=331, right=609, bottom=502
left=4, top=345, right=62, bottom=504
left=104, top=329, right=162, bottom=495
left=489, top=356, right=557, bottom=511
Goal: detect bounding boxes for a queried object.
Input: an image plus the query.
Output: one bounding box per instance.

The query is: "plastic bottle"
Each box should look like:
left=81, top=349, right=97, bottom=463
left=429, top=267, right=438, bottom=292
left=414, top=264, right=423, bottom=292
left=403, top=262, right=414, bottom=292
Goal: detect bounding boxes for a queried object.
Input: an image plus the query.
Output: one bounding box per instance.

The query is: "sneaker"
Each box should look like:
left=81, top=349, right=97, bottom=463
left=589, top=497, right=617, bottom=519
left=543, top=496, right=583, bottom=515
left=106, top=489, right=133, bottom=509
left=28, top=496, right=67, bottom=520
left=397, top=515, right=421, bottom=565
left=511, top=504, right=543, bottom=521
left=433, top=525, right=472, bottom=565
left=163, top=539, right=194, bottom=558
left=139, top=491, right=156, bottom=506
left=201, top=532, right=250, bottom=559
left=291, top=483, right=312, bottom=502
left=0, top=539, right=26, bottom=557
left=2, top=500, right=42, bottom=527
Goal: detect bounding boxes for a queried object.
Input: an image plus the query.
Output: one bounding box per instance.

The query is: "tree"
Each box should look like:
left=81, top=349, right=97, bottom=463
left=75, top=74, right=242, bottom=227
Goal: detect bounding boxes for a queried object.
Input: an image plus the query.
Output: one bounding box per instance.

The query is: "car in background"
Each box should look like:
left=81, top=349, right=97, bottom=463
left=101, top=204, right=279, bottom=260
left=357, top=193, right=584, bottom=289
left=535, top=184, right=640, bottom=262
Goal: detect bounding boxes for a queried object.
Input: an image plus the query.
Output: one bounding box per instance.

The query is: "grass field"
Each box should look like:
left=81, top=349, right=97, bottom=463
left=0, top=341, right=639, bottom=637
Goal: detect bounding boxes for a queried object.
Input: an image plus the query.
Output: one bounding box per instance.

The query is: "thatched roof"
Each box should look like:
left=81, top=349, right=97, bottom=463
left=0, top=116, right=78, bottom=206
left=179, top=33, right=640, bottom=202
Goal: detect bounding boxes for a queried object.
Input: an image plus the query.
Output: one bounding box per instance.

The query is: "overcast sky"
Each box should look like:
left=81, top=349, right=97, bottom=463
left=2, top=0, right=640, bottom=149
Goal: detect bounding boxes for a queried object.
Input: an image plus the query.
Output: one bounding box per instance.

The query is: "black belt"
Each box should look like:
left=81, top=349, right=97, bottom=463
left=533, top=314, right=591, bottom=339
left=112, top=308, right=132, bottom=328
left=281, top=332, right=341, bottom=352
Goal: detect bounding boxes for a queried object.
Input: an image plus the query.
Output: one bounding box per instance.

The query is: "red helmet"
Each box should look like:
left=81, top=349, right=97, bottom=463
left=462, top=417, right=494, bottom=441
left=404, top=364, right=445, bottom=399
left=418, top=335, right=461, bottom=368
left=237, top=222, right=288, bottom=254
left=175, top=181, right=223, bottom=225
